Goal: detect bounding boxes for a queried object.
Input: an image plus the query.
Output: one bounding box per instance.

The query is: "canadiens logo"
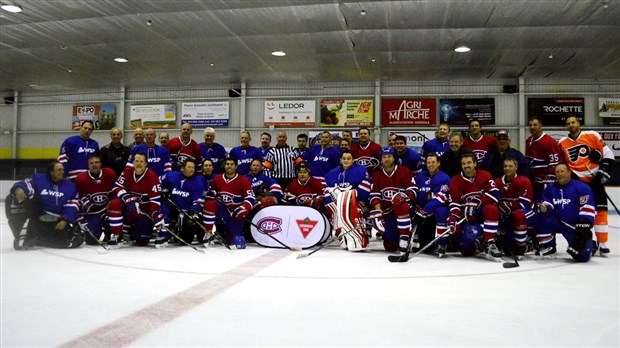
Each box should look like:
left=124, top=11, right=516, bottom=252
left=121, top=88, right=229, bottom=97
left=381, top=187, right=400, bottom=200
left=566, top=144, right=590, bottom=163
left=355, top=157, right=380, bottom=168
left=257, top=217, right=283, bottom=234
left=91, top=193, right=108, bottom=204
left=295, top=217, right=318, bottom=238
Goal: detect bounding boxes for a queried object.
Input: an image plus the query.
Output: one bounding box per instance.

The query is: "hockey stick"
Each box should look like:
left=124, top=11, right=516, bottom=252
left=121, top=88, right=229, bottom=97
left=388, top=217, right=465, bottom=262
left=165, top=198, right=233, bottom=250
left=137, top=210, right=205, bottom=253
left=246, top=217, right=302, bottom=252
left=502, top=249, right=520, bottom=268
left=77, top=221, right=110, bottom=253
left=387, top=215, right=421, bottom=263
left=296, top=224, right=364, bottom=259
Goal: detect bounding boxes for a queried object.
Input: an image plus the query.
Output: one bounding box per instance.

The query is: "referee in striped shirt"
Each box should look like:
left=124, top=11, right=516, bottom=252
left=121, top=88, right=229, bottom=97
left=263, top=131, right=300, bottom=190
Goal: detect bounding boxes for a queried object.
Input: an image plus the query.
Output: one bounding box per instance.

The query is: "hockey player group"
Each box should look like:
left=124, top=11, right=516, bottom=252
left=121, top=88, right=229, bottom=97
left=6, top=116, right=615, bottom=263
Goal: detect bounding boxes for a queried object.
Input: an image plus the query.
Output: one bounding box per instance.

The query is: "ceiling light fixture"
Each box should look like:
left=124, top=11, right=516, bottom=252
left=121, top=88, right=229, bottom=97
left=114, top=57, right=129, bottom=63
left=1, top=4, right=22, bottom=12
left=146, top=19, right=152, bottom=25
left=371, top=58, right=376, bottom=62
left=454, top=46, right=471, bottom=53
left=548, top=52, right=553, bottom=59
left=361, top=9, right=366, bottom=15
left=209, top=63, right=215, bottom=67
left=271, top=51, right=286, bottom=57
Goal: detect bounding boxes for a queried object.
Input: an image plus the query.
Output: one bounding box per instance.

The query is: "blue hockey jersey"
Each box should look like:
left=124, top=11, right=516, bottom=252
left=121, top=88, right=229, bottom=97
left=12, top=174, right=79, bottom=223
left=302, top=145, right=341, bottom=179
left=324, top=164, right=371, bottom=204
left=160, top=171, right=204, bottom=213
left=412, top=169, right=451, bottom=213
left=541, top=178, right=596, bottom=225
left=229, top=145, right=262, bottom=175
left=58, top=135, right=99, bottom=180
left=200, top=142, right=227, bottom=173
left=244, top=172, right=283, bottom=201
left=127, top=144, right=172, bottom=177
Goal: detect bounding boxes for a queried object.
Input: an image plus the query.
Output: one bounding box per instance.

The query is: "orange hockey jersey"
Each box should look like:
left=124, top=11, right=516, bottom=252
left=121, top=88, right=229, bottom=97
left=558, top=130, right=610, bottom=183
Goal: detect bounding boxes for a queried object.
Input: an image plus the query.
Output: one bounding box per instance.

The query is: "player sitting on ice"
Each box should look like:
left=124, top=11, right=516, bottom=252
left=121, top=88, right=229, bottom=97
left=283, top=161, right=325, bottom=210
left=107, top=152, right=167, bottom=247
left=324, top=150, right=372, bottom=251
left=75, top=155, right=116, bottom=245
left=534, top=163, right=595, bottom=262
left=495, top=158, right=536, bottom=257
left=369, top=147, right=415, bottom=253
left=202, top=158, right=255, bottom=249
left=446, top=153, right=501, bottom=258
left=161, top=159, right=206, bottom=246
left=410, top=153, right=451, bottom=256
left=8, top=161, right=84, bottom=250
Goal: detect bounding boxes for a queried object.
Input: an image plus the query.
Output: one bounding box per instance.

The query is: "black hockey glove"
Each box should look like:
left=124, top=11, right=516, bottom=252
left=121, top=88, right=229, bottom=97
left=594, top=158, right=614, bottom=185
left=570, top=221, right=592, bottom=253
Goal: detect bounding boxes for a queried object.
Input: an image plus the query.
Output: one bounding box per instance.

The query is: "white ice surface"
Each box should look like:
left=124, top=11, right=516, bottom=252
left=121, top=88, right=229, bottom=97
left=1, top=206, right=618, bottom=347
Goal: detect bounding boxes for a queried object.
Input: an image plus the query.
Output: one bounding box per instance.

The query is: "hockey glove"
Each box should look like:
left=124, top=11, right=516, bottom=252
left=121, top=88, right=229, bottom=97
left=570, top=221, right=593, bottom=253
left=498, top=200, right=512, bottom=219
left=120, top=192, right=139, bottom=212
left=447, top=214, right=460, bottom=234
left=415, top=206, right=431, bottom=219
left=464, top=200, right=480, bottom=219
left=541, top=174, right=556, bottom=185
left=391, top=192, right=408, bottom=206
left=151, top=211, right=165, bottom=231
left=232, top=203, right=251, bottom=221
left=205, top=190, right=217, bottom=200
left=80, top=195, right=94, bottom=214
left=594, top=159, right=613, bottom=185
left=260, top=196, right=277, bottom=208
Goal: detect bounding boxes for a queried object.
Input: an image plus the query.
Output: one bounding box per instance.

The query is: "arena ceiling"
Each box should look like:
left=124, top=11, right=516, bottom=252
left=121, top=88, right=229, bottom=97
left=1, top=0, right=619, bottom=93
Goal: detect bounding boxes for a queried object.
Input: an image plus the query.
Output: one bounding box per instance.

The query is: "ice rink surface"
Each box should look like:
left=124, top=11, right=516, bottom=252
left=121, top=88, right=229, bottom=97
left=1, top=206, right=619, bottom=347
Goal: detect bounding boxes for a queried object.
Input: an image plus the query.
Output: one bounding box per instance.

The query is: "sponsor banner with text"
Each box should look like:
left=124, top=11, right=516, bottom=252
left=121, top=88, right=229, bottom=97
left=264, top=100, right=316, bottom=126
left=72, top=104, right=116, bottom=130
left=320, top=99, right=374, bottom=127
left=439, top=98, right=495, bottom=125
left=130, top=104, right=176, bottom=129
left=527, top=98, right=584, bottom=126
left=181, top=102, right=229, bottom=127
left=382, top=98, right=436, bottom=126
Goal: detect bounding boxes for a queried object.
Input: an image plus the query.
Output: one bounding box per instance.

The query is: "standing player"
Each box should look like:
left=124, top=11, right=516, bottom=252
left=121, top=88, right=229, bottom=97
left=302, top=131, right=340, bottom=183
left=494, top=158, right=535, bottom=256
left=535, top=163, right=596, bottom=262
left=421, top=123, right=451, bottom=165
left=199, top=127, right=226, bottom=174
left=202, top=158, right=255, bottom=249
left=75, top=155, right=117, bottom=245
left=229, top=131, right=262, bottom=175
left=462, top=119, right=497, bottom=164
left=58, top=120, right=99, bottom=181
left=127, top=128, right=172, bottom=177
left=9, top=161, right=83, bottom=249
left=167, top=123, right=202, bottom=172
left=259, top=132, right=272, bottom=161
left=410, top=153, right=451, bottom=256
left=447, top=153, right=501, bottom=257
left=525, top=116, right=561, bottom=202
left=107, top=152, right=166, bottom=247
left=558, top=116, right=614, bottom=256
left=440, top=133, right=473, bottom=178
left=369, top=147, right=415, bottom=253
left=393, top=135, right=422, bottom=175
left=351, top=127, right=382, bottom=177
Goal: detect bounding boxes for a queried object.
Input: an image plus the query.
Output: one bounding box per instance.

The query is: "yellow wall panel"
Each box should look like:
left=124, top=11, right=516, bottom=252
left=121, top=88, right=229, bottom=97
left=18, top=148, right=59, bottom=159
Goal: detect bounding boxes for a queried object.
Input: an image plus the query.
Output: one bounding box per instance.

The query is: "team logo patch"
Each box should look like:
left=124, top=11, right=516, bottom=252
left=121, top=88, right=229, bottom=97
left=296, top=217, right=318, bottom=238
left=580, top=195, right=589, bottom=205
left=91, top=193, right=108, bottom=204
left=257, top=217, right=283, bottom=234
left=566, top=144, right=590, bottom=162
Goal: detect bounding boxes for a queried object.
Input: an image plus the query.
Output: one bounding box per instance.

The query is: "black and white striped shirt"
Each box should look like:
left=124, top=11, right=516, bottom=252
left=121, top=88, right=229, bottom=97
left=264, top=144, right=297, bottom=179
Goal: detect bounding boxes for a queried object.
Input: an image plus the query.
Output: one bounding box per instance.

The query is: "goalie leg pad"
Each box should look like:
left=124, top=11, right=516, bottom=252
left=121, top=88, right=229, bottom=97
left=335, top=190, right=368, bottom=251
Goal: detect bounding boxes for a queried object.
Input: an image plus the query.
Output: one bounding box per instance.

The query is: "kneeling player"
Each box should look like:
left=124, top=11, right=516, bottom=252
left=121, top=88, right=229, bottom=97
left=535, top=163, right=595, bottom=262
left=107, top=152, right=166, bottom=247
left=161, top=159, right=205, bottom=245
left=369, top=147, right=415, bottom=253
left=8, top=161, right=84, bottom=249
left=202, top=158, right=255, bottom=249
left=75, top=155, right=116, bottom=245
left=495, top=158, right=536, bottom=256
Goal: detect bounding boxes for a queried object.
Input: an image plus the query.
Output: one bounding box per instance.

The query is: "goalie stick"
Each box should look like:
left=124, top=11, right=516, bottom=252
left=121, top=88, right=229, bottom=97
left=296, top=224, right=365, bottom=259
left=166, top=198, right=233, bottom=250
left=137, top=210, right=205, bottom=254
